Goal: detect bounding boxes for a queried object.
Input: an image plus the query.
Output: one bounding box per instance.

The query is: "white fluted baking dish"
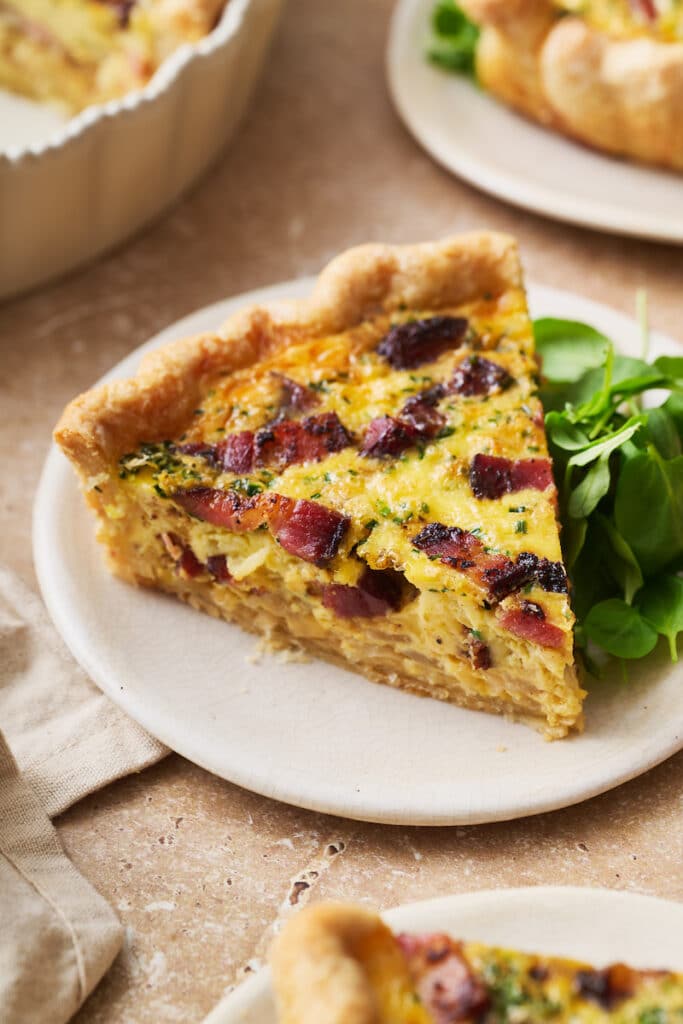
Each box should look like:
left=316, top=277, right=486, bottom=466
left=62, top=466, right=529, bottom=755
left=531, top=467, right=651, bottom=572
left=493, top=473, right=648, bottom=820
left=0, top=0, right=282, bottom=301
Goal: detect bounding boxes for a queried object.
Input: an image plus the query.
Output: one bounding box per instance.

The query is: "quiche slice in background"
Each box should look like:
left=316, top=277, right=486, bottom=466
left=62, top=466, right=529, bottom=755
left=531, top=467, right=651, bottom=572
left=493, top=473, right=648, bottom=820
left=55, top=232, right=584, bottom=738
left=457, top=0, right=683, bottom=172
left=270, top=902, right=683, bottom=1024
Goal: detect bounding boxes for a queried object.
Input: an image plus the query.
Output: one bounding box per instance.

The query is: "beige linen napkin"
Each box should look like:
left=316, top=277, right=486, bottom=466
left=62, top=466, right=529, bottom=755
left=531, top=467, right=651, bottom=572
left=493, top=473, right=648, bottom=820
left=0, top=565, right=169, bottom=1023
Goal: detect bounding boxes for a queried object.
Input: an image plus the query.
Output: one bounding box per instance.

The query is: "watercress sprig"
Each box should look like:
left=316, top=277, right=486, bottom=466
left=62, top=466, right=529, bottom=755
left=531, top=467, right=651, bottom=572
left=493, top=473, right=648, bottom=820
left=427, top=0, right=479, bottom=76
left=534, top=315, right=683, bottom=667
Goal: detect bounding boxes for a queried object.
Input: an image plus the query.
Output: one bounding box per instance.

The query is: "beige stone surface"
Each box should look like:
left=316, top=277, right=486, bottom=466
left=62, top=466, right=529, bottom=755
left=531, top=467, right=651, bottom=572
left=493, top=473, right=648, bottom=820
left=0, top=0, right=682, bottom=1021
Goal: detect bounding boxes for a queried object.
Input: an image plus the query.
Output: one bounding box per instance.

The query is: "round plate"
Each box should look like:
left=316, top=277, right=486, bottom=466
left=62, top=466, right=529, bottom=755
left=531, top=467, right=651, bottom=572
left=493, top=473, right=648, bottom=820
left=387, top=0, right=683, bottom=243
left=203, top=886, right=683, bottom=1024
left=33, top=279, right=683, bottom=826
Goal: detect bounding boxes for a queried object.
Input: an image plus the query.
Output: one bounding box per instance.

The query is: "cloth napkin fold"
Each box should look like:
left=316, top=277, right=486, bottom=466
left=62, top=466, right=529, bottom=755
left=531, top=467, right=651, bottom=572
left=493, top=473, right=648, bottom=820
left=0, top=565, right=169, bottom=1024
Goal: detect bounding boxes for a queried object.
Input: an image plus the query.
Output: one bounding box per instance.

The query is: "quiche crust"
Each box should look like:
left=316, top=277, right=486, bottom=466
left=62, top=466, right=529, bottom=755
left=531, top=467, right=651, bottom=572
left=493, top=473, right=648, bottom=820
left=270, top=902, right=683, bottom=1024
left=55, top=232, right=584, bottom=739
left=460, top=0, right=683, bottom=171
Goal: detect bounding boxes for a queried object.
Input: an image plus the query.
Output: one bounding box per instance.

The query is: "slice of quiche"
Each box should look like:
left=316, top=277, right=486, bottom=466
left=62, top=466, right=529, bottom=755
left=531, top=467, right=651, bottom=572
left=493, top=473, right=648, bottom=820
left=270, top=902, right=683, bottom=1024
left=55, top=232, right=584, bottom=738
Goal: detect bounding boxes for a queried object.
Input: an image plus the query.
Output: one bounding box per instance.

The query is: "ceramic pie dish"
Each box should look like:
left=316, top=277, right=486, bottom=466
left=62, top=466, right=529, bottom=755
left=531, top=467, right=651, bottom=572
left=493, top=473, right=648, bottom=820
left=0, top=0, right=282, bottom=301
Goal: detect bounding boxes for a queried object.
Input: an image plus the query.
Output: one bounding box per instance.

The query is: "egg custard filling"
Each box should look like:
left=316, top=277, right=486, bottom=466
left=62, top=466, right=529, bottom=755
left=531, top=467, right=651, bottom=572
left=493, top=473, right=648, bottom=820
left=553, top=0, right=683, bottom=41
left=270, top=903, right=683, bottom=1024
left=0, top=0, right=227, bottom=111
left=55, top=233, right=583, bottom=739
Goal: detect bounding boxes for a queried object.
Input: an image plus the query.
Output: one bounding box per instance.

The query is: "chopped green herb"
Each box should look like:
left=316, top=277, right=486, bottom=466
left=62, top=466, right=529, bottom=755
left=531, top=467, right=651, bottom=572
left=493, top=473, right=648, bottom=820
left=515, top=520, right=528, bottom=534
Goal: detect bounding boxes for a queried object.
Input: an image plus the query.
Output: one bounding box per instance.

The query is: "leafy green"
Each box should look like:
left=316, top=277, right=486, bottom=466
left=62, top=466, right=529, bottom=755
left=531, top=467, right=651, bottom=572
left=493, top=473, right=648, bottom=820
left=642, top=406, right=681, bottom=459
left=535, top=313, right=683, bottom=669
left=567, top=454, right=611, bottom=518
left=534, top=318, right=609, bottom=382
left=427, top=1, right=479, bottom=76
left=637, top=575, right=683, bottom=661
left=583, top=600, right=658, bottom=659
left=614, top=449, right=683, bottom=576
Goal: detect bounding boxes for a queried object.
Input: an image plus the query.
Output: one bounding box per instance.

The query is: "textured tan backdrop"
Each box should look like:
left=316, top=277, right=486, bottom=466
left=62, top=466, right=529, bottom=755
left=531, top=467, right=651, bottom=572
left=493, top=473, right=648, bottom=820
left=1, top=1, right=681, bottom=1021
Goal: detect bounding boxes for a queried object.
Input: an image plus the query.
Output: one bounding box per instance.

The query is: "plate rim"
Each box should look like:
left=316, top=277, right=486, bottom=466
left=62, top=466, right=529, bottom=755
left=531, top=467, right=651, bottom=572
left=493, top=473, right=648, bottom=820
left=33, top=278, right=683, bottom=827
left=387, top=0, right=683, bottom=245
left=203, top=885, right=683, bottom=1024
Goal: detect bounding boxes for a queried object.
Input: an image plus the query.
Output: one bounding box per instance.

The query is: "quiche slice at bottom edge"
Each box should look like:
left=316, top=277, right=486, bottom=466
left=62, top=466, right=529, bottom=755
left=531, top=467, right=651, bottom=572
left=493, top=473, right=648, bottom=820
left=269, top=902, right=683, bottom=1024
left=54, top=231, right=584, bottom=739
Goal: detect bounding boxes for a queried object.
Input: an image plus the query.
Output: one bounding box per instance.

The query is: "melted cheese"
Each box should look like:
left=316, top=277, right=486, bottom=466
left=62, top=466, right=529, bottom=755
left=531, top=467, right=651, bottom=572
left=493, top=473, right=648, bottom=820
left=554, top=0, right=683, bottom=41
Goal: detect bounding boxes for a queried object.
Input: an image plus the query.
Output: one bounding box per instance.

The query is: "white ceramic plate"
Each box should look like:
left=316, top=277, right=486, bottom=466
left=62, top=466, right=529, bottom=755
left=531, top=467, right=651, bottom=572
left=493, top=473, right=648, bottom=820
left=387, top=0, right=683, bottom=243
left=0, top=0, right=282, bottom=300
left=33, top=279, right=683, bottom=826
left=203, top=886, right=683, bottom=1024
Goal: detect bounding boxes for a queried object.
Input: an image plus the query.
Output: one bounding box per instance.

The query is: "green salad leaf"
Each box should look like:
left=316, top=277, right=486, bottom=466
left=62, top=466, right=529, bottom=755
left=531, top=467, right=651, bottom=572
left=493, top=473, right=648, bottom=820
left=638, top=576, right=683, bottom=662
left=427, top=1, right=479, bottom=76
left=536, top=311, right=683, bottom=670
left=583, top=600, right=658, bottom=659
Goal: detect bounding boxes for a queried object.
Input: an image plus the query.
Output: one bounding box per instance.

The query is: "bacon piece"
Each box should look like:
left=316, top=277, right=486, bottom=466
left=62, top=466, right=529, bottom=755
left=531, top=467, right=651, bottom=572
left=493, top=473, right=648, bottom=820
left=206, top=555, right=232, bottom=583
left=361, top=416, right=419, bottom=458
left=469, top=454, right=554, bottom=500
left=629, top=0, right=657, bottom=21
left=376, top=316, right=469, bottom=370
left=99, top=0, right=136, bottom=27
left=397, top=933, right=490, bottom=1024
left=255, top=412, right=352, bottom=469
left=322, top=567, right=403, bottom=618
left=412, top=523, right=481, bottom=566
left=216, top=413, right=352, bottom=474
left=216, top=431, right=256, bottom=474
left=412, top=524, right=568, bottom=600
left=160, top=532, right=203, bottom=578
left=467, top=633, right=491, bottom=670
left=175, top=442, right=217, bottom=460
left=400, top=393, right=446, bottom=437
left=273, top=373, right=319, bottom=412
left=268, top=497, right=350, bottom=565
left=173, top=488, right=349, bottom=565
left=363, top=386, right=448, bottom=459
left=500, top=601, right=564, bottom=649
left=576, top=965, right=641, bottom=1010
left=449, top=355, right=512, bottom=397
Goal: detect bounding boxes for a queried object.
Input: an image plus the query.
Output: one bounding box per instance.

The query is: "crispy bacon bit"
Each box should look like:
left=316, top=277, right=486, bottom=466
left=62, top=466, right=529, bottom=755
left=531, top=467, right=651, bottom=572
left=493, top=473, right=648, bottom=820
left=629, top=0, right=657, bottom=21
left=322, top=567, right=404, bottom=618
left=176, top=442, right=217, bottom=460
left=413, top=524, right=568, bottom=600
left=363, top=384, right=450, bottom=457
left=469, top=454, right=554, bottom=500
left=450, top=355, right=512, bottom=397
left=217, top=432, right=255, bottom=474
left=273, top=373, right=318, bottom=412
left=400, top=393, right=447, bottom=437
left=467, top=633, right=491, bottom=670
left=361, top=416, right=419, bottom=458
left=413, top=523, right=481, bottom=566
left=99, top=0, right=136, bottom=27
left=217, top=413, right=352, bottom=473
left=206, top=555, right=232, bottom=583
left=268, top=497, right=350, bottom=565
left=173, top=488, right=349, bottom=565
left=397, top=933, right=490, bottom=1024
left=256, top=412, right=352, bottom=469
left=160, top=532, right=203, bottom=578
left=500, top=602, right=565, bottom=649
left=376, top=316, right=469, bottom=370
left=534, top=558, right=570, bottom=594
left=575, top=965, right=639, bottom=1010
